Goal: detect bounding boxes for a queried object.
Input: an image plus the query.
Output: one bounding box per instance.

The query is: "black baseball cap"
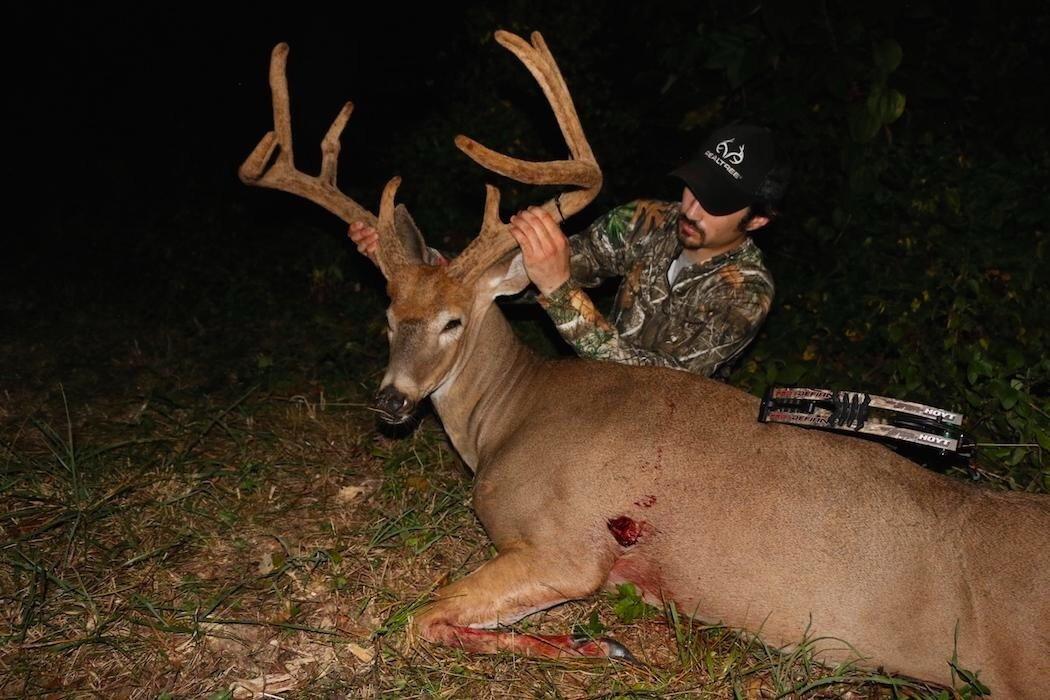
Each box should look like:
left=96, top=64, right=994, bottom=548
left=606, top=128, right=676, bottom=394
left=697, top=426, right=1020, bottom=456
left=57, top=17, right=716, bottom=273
left=670, top=124, right=777, bottom=216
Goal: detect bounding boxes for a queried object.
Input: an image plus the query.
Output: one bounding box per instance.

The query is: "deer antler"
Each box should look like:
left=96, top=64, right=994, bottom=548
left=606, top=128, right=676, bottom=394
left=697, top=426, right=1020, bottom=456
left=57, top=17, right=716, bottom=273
left=447, top=31, right=603, bottom=282
left=239, top=43, right=409, bottom=277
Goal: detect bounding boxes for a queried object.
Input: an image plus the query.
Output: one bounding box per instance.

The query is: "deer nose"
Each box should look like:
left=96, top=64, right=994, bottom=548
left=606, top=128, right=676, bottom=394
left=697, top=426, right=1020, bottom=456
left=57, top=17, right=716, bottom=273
left=373, top=385, right=413, bottom=423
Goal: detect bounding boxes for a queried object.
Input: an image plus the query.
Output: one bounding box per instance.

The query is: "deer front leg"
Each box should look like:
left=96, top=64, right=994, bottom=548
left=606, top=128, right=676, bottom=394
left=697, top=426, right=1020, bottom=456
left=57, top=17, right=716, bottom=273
left=413, top=543, right=633, bottom=660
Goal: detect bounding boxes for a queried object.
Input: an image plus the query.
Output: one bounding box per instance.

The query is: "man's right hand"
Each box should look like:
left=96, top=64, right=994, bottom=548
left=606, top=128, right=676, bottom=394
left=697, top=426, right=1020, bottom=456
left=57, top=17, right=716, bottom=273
left=508, top=206, right=572, bottom=296
left=348, top=222, right=380, bottom=265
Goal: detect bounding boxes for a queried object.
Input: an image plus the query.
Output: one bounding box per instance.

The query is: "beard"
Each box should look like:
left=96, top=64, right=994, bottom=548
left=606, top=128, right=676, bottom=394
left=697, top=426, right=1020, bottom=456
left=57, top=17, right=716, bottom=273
left=677, top=217, right=705, bottom=250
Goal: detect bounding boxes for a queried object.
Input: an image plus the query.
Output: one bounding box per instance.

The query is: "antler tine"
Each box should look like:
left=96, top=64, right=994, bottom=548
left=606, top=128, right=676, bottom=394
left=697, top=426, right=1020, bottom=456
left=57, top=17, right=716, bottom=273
left=448, top=31, right=603, bottom=282
left=502, top=31, right=593, bottom=164
left=240, top=44, right=409, bottom=257
left=374, top=177, right=408, bottom=277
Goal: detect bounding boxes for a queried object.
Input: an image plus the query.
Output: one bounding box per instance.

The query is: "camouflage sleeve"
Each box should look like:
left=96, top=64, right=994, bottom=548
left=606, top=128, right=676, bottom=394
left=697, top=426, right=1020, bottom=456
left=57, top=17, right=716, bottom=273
left=539, top=277, right=773, bottom=377
left=566, top=202, right=640, bottom=287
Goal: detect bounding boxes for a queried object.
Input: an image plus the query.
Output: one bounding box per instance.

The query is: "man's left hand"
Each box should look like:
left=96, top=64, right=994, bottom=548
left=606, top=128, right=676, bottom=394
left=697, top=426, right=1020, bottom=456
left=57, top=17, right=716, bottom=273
left=508, top=207, right=571, bottom=296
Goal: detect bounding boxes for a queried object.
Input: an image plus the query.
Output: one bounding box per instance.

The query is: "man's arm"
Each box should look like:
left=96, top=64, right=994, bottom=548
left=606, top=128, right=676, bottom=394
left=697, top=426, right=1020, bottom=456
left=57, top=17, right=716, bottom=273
left=564, top=203, right=639, bottom=286
left=514, top=200, right=750, bottom=372
left=508, top=202, right=642, bottom=294
left=539, top=277, right=772, bottom=377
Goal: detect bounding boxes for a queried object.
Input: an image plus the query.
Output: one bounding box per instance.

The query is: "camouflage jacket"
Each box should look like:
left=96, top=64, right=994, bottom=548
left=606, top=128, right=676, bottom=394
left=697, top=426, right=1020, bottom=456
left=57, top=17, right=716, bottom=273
left=538, top=199, right=774, bottom=377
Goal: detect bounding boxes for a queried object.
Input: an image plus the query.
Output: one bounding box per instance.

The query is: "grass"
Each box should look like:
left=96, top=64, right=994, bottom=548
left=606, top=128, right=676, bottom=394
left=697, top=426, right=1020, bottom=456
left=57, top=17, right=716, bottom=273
left=0, top=226, right=1013, bottom=699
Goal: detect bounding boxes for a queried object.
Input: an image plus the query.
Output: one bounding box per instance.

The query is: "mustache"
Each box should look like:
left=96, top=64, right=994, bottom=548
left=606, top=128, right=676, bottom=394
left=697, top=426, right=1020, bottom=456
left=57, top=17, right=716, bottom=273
left=678, top=217, right=705, bottom=249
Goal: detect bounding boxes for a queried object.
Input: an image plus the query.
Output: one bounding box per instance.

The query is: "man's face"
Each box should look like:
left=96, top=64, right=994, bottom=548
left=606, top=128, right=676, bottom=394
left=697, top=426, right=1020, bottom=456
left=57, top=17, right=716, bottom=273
left=677, top=187, right=766, bottom=253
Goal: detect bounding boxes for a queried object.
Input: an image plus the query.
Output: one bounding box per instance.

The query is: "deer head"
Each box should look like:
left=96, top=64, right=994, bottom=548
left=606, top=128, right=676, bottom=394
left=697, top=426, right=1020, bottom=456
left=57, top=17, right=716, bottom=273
left=371, top=187, right=532, bottom=423
left=240, top=31, right=602, bottom=424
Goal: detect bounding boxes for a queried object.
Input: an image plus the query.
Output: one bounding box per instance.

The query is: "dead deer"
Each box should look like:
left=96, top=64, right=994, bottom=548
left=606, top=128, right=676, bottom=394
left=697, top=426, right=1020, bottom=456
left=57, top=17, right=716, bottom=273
left=240, top=31, right=1050, bottom=697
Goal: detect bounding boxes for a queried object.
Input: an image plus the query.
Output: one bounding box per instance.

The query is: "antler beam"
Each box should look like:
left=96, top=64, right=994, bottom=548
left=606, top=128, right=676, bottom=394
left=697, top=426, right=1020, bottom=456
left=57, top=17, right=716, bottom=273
left=448, top=31, right=603, bottom=282
left=239, top=43, right=409, bottom=277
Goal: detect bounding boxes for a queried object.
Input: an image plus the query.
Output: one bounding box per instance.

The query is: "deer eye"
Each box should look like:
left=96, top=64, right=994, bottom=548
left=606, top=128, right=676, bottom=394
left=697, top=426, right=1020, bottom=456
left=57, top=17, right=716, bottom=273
left=442, top=318, right=463, bottom=333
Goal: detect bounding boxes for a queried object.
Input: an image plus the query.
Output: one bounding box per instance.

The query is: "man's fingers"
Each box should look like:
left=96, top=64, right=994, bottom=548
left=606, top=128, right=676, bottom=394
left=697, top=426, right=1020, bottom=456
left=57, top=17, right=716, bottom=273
left=508, top=222, right=537, bottom=260
left=347, top=221, right=380, bottom=263
left=528, top=206, right=560, bottom=231
left=514, top=222, right=547, bottom=258
left=352, top=231, right=378, bottom=245
left=513, top=207, right=570, bottom=265
left=509, top=209, right=572, bottom=294
left=533, top=207, right=567, bottom=248
left=519, top=208, right=565, bottom=255
left=348, top=222, right=379, bottom=244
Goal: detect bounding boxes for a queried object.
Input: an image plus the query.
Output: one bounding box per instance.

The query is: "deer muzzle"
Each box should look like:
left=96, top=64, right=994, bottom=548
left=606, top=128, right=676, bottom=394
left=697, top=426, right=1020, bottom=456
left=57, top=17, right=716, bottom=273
left=373, top=385, right=416, bottom=424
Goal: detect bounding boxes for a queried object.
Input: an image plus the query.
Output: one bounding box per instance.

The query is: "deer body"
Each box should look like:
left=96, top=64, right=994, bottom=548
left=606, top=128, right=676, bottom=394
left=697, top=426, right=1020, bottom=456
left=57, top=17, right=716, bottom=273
left=240, top=30, right=1049, bottom=696
left=426, top=299, right=1050, bottom=696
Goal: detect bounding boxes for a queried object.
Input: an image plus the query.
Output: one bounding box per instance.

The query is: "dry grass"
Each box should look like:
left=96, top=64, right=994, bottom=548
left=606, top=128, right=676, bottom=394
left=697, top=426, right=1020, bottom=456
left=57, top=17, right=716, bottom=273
left=0, top=287, right=972, bottom=699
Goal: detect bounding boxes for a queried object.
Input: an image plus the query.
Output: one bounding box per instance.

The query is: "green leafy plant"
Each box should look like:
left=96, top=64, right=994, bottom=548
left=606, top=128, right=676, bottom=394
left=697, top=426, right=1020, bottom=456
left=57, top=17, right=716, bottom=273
left=610, top=583, right=650, bottom=623
left=571, top=610, right=607, bottom=639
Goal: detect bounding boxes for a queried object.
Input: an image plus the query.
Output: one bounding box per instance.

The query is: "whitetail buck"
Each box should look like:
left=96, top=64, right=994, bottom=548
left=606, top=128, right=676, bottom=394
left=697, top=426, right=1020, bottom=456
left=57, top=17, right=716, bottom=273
left=240, top=31, right=1050, bottom=697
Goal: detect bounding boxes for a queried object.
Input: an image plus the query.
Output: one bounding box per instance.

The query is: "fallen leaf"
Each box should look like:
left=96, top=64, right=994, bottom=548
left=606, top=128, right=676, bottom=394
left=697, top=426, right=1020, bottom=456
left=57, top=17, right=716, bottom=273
left=406, top=475, right=429, bottom=492
left=283, top=653, right=317, bottom=677
left=347, top=641, right=375, bottom=663
left=337, top=485, right=366, bottom=502
left=336, top=480, right=379, bottom=504
left=230, top=673, right=295, bottom=699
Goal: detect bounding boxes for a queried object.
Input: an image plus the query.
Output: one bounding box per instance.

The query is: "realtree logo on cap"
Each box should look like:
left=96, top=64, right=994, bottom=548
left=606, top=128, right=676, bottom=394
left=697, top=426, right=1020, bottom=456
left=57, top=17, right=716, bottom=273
left=716, top=138, right=745, bottom=164
left=703, top=137, right=746, bottom=180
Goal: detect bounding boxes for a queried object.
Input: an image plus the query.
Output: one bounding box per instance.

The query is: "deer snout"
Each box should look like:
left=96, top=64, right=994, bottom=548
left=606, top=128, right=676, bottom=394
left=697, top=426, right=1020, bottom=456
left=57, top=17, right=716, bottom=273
left=373, top=385, right=416, bottom=424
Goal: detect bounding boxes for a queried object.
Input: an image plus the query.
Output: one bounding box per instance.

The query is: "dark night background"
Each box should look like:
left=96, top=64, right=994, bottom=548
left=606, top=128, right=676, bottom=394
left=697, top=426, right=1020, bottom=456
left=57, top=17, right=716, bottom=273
left=4, top=2, right=1049, bottom=485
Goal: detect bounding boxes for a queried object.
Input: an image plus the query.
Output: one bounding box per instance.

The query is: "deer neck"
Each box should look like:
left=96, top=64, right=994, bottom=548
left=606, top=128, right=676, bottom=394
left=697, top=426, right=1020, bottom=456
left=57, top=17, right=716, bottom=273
left=430, top=303, right=540, bottom=473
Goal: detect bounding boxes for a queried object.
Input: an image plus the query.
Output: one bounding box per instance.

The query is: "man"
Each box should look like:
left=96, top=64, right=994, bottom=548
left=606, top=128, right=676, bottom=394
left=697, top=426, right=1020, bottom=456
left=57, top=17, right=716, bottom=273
left=350, top=123, right=788, bottom=378
left=507, top=123, right=789, bottom=377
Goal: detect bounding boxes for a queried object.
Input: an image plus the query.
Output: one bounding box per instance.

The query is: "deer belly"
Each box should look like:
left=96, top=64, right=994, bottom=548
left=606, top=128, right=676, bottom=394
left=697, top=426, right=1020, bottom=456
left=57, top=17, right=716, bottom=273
left=604, top=550, right=672, bottom=607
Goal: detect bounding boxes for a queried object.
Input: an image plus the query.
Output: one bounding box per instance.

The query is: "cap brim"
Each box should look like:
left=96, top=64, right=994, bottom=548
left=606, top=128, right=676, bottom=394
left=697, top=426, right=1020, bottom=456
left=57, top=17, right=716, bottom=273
left=670, top=160, right=753, bottom=216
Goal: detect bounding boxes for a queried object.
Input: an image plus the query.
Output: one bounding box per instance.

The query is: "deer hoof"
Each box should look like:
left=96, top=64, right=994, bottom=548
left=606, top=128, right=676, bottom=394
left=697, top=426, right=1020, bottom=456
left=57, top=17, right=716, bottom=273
left=601, top=637, right=639, bottom=664
left=570, top=634, right=639, bottom=664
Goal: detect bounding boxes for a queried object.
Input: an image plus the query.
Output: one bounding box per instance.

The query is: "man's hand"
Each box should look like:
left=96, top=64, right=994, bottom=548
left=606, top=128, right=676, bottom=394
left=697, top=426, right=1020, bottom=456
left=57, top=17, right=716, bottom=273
left=508, top=207, right=571, bottom=296
left=348, top=221, right=379, bottom=265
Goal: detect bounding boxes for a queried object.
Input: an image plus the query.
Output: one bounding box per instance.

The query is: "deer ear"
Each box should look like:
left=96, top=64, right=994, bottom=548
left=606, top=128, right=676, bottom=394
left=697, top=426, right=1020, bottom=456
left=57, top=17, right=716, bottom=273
left=476, top=250, right=530, bottom=299
left=393, top=205, right=443, bottom=267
